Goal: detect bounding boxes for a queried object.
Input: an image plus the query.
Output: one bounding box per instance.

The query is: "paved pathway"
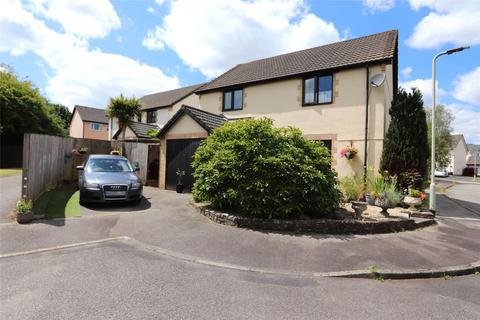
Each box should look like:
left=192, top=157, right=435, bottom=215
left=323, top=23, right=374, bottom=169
left=0, top=173, right=21, bottom=222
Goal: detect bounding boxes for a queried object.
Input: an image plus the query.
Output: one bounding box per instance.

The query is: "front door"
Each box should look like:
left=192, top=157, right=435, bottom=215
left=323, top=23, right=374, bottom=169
left=166, top=139, right=203, bottom=192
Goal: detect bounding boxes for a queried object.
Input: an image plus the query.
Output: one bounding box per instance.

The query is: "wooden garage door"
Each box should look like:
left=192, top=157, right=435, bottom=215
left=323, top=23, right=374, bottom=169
left=166, top=139, right=203, bottom=192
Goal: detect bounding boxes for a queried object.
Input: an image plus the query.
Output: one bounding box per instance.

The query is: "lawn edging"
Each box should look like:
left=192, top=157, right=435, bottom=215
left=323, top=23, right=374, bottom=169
left=191, top=202, right=436, bottom=235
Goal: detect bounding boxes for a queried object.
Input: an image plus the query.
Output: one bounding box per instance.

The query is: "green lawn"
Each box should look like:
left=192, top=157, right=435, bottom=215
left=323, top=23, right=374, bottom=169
left=0, top=168, right=22, bottom=177
left=34, top=185, right=81, bottom=219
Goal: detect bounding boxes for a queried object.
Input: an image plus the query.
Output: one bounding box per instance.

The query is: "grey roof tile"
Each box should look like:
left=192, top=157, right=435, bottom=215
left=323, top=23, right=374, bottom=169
left=197, top=30, right=398, bottom=92
left=74, top=105, right=108, bottom=124
left=140, top=83, right=205, bottom=110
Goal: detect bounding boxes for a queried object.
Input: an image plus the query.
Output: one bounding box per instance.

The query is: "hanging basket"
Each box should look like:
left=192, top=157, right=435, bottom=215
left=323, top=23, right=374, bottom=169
left=340, top=146, right=358, bottom=160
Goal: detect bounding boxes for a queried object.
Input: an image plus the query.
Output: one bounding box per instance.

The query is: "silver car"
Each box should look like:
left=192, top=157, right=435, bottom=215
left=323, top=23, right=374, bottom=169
left=77, top=155, right=143, bottom=204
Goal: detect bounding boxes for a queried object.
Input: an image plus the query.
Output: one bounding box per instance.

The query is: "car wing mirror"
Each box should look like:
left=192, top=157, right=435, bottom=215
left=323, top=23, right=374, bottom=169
left=76, top=165, right=84, bottom=170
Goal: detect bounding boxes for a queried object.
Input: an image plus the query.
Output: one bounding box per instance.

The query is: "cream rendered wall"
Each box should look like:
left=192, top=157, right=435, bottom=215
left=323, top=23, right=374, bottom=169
left=199, top=64, right=393, bottom=178
left=69, top=110, right=84, bottom=138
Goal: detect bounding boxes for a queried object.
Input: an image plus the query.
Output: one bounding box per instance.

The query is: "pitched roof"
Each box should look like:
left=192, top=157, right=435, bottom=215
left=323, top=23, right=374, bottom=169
left=140, top=83, right=206, bottom=110
left=157, top=105, right=228, bottom=138
left=450, top=134, right=464, bottom=149
left=197, top=30, right=398, bottom=93
left=112, top=122, right=160, bottom=140
left=73, top=105, right=108, bottom=124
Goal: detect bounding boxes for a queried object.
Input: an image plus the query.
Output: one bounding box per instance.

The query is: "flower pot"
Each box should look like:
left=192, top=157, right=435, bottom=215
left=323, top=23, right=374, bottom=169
left=351, top=201, right=368, bottom=219
left=16, top=210, right=34, bottom=224
left=374, top=198, right=391, bottom=217
left=365, top=194, right=375, bottom=205
left=403, top=196, right=421, bottom=211
left=176, top=184, right=184, bottom=193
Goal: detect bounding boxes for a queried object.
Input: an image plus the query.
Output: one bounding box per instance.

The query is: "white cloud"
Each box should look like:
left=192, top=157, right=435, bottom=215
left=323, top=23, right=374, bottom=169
left=26, top=0, right=121, bottom=39
left=143, top=0, right=340, bottom=78
left=400, top=78, right=446, bottom=107
left=146, top=6, right=155, bottom=13
left=0, top=0, right=179, bottom=108
left=401, top=66, right=413, bottom=79
left=362, top=0, right=395, bottom=12
left=453, top=66, right=480, bottom=106
left=407, top=0, right=480, bottom=49
left=446, top=103, right=480, bottom=144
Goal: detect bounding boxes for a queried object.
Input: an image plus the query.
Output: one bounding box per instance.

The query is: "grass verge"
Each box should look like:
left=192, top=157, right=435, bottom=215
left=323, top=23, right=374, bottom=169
left=34, top=185, right=81, bottom=219
left=0, top=168, right=22, bottom=177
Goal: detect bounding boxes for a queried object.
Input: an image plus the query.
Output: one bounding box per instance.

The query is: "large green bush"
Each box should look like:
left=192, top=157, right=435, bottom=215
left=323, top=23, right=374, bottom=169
left=192, top=118, right=340, bottom=219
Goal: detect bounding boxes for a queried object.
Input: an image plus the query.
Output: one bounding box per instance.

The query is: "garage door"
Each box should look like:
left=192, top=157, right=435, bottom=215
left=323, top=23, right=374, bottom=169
left=166, top=139, right=203, bottom=192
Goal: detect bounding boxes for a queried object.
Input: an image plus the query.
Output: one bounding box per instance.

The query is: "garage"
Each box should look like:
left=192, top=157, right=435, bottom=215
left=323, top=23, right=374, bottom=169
left=157, top=105, right=228, bottom=191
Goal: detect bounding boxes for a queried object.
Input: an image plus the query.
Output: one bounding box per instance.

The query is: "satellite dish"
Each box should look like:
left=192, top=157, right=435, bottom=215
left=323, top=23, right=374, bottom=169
left=370, top=73, right=386, bottom=87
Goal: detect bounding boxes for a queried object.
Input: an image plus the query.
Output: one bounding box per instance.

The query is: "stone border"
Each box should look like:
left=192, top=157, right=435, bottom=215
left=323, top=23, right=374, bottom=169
left=192, top=203, right=436, bottom=235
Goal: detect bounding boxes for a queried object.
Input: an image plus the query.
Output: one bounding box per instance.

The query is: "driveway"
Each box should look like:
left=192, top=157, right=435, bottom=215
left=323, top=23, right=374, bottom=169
left=0, top=173, right=21, bottom=222
left=1, top=186, right=479, bottom=319
left=1, top=187, right=479, bottom=274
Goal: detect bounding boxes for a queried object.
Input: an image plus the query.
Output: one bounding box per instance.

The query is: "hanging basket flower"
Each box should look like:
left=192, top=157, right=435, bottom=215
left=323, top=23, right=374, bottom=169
left=340, top=145, right=358, bottom=160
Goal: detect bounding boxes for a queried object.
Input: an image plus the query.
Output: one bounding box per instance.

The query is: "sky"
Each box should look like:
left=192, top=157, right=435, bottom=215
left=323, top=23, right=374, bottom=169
left=0, top=0, right=479, bottom=143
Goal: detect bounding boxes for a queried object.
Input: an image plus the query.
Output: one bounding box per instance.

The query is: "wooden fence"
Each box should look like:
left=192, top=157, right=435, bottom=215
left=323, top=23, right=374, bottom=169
left=22, top=134, right=148, bottom=201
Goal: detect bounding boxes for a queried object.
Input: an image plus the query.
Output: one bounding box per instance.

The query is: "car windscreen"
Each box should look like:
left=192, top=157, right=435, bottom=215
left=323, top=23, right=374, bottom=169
left=85, top=159, right=133, bottom=173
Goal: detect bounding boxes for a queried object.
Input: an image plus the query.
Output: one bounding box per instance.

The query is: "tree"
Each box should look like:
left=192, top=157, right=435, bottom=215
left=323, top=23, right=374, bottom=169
left=426, top=104, right=454, bottom=168
left=192, top=118, right=341, bottom=219
left=381, top=88, right=429, bottom=183
left=0, top=67, right=66, bottom=136
left=106, top=94, right=142, bottom=141
left=49, top=103, right=72, bottom=133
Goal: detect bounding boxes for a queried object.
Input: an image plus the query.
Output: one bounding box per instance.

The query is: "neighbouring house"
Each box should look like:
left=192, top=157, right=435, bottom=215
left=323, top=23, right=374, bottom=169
left=156, top=30, right=398, bottom=190
left=447, top=134, right=468, bottom=175
left=466, top=144, right=480, bottom=175
left=69, top=105, right=109, bottom=140
left=107, top=83, right=205, bottom=140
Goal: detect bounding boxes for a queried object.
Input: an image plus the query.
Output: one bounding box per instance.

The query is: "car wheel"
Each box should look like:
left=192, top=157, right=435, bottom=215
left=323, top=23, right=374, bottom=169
left=79, top=193, right=86, bottom=206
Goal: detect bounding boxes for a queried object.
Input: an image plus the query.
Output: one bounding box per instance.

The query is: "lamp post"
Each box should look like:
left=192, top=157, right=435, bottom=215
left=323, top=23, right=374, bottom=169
left=429, top=46, right=470, bottom=213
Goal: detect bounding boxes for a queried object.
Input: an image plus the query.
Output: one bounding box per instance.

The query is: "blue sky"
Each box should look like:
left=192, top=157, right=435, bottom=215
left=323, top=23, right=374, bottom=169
left=1, top=0, right=479, bottom=143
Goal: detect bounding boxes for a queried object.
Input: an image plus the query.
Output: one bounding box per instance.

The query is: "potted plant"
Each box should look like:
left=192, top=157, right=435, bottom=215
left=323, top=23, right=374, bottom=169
left=403, top=188, right=424, bottom=211
left=374, top=179, right=402, bottom=217
left=176, top=169, right=186, bottom=193
left=339, top=145, right=358, bottom=160
left=340, top=176, right=367, bottom=219
left=16, top=199, right=33, bottom=224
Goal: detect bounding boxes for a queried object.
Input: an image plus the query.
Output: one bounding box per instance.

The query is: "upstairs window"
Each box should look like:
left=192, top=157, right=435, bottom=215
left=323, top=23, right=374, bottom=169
left=90, top=123, right=101, bottom=131
left=303, top=74, right=333, bottom=105
left=147, top=110, right=157, bottom=123
left=223, top=89, right=243, bottom=111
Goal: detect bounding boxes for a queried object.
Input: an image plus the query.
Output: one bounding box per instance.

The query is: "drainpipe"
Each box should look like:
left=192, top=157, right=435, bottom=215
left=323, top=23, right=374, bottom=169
left=364, top=64, right=370, bottom=182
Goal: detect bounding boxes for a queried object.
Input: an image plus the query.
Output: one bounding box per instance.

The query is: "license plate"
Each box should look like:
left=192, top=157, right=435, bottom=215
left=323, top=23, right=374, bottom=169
left=105, top=191, right=126, bottom=197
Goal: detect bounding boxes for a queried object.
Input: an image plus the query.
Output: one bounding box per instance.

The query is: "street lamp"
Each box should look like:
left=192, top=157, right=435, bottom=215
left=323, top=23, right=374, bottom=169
left=429, top=46, right=470, bottom=213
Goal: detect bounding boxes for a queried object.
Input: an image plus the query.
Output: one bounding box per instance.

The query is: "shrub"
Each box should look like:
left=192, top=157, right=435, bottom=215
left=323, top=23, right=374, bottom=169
left=339, top=176, right=364, bottom=202
left=192, top=118, right=341, bottom=219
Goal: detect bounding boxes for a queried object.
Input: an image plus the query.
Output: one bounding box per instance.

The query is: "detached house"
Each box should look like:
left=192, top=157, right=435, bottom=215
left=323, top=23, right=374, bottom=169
left=157, top=30, right=398, bottom=190
left=69, top=105, right=109, bottom=140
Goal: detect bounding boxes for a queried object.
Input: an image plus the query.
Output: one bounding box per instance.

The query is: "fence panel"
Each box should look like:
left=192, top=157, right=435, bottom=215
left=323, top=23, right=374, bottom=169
left=22, top=134, right=150, bottom=201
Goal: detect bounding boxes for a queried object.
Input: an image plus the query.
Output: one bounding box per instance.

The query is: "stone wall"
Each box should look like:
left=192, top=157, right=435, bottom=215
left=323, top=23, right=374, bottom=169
left=192, top=203, right=436, bottom=235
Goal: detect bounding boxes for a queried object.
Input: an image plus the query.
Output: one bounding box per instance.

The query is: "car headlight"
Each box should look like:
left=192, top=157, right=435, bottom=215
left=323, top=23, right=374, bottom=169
left=131, top=182, right=142, bottom=190
left=84, top=181, right=99, bottom=188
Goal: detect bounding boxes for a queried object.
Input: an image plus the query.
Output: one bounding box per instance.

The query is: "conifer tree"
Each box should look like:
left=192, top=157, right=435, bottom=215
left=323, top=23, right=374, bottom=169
left=380, top=88, right=429, bottom=181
